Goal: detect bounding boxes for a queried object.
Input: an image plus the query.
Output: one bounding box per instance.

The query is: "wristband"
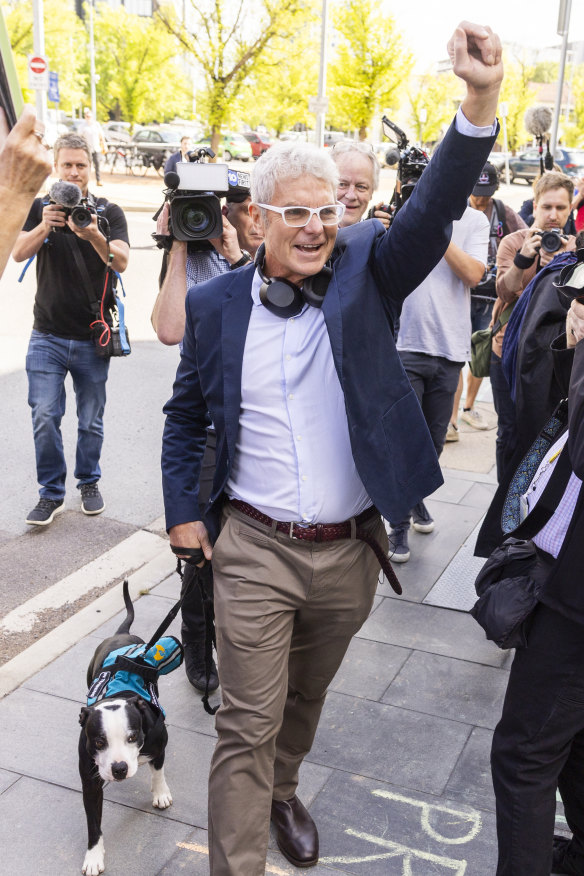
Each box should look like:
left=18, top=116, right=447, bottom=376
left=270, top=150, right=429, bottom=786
left=230, top=250, right=252, bottom=270
left=513, top=251, right=536, bottom=270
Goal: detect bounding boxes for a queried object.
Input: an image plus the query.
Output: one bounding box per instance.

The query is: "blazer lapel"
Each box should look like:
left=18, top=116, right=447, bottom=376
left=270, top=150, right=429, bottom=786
left=221, top=266, right=254, bottom=461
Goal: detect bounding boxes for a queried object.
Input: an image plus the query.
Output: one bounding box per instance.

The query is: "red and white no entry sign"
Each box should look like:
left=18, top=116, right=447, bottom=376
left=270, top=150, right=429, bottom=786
left=29, top=56, right=47, bottom=74
left=28, top=54, right=49, bottom=90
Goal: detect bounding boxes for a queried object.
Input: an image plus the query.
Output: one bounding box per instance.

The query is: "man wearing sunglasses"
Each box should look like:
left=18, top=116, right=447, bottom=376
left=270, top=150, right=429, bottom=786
left=162, top=21, right=503, bottom=876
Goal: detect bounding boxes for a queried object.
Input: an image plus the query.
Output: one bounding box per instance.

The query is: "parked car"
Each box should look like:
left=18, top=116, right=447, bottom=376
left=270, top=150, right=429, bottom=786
left=130, top=126, right=183, bottom=171
left=508, top=147, right=584, bottom=183
left=194, top=132, right=252, bottom=161
left=103, top=121, right=133, bottom=144
left=323, top=131, right=347, bottom=148
left=243, top=130, right=272, bottom=159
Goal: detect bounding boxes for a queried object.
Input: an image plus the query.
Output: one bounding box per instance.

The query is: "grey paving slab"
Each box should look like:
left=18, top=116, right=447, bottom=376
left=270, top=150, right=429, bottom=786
left=359, top=597, right=509, bottom=668
left=308, top=691, right=471, bottom=796
left=378, top=556, right=445, bottom=602
left=441, top=466, right=497, bottom=485
left=23, top=635, right=100, bottom=700
left=329, top=637, right=410, bottom=701
left=0, top=688, right=81, bottom=788
left=424, top=523, right=486, bottom=612
left=446, top=726, right=497, bottom=813
left=0, top=775, right=195, bottom=876
left=92, top=588, right=181, bottom=639
left=430, top=474, right=476, bottom=505
left=382, top=651, right=509, bottom=729
left=411, top=502, right=486, bottom=567
left=308, top=769, right=498, bottom=876
left=459, top=480, right=498, bottom=509
left=0, top=767, right=18, bottom=793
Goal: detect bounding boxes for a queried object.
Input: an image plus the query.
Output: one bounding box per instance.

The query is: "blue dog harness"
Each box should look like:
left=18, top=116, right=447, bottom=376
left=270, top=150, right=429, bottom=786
left=87, top=636, right=183, bottom=717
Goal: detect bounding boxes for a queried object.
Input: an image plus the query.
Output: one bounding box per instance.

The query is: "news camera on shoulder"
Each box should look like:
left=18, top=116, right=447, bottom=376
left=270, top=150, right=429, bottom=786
left=367, top=116, right=429, bottom=223
left=154, top=146, right=251, bottom=251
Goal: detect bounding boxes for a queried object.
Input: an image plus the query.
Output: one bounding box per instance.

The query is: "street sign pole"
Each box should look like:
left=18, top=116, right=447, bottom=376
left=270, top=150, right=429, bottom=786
left=314, top=0, right=328, bottom=149
left=32, top=0, right=47, bottom=126
left=550, top=0, right=572, bottom=154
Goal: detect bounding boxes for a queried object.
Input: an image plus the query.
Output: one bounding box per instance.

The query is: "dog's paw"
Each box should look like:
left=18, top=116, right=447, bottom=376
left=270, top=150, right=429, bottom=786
left=82, top=837, right=105, bottom=874
left=152, top=787, right=173, bottom=809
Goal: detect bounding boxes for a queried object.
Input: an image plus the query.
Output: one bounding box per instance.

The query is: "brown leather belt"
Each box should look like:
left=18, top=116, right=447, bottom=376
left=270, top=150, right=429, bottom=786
left=229, top=499, right=402, bottom=595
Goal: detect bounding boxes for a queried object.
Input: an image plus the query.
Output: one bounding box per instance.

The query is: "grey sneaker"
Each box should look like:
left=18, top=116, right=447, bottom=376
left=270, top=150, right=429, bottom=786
left=388, top=526, right=410, bottom=563
left=26, top=497, right=64, bottom=526
left=411, top=501, right=435, bottom=533
left=80, top=483, right=105, bottom=515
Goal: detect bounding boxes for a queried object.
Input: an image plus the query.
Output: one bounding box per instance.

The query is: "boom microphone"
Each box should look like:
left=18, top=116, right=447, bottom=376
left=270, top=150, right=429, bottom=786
left=524, top=106, right=553, bottom=138
left=48, top=180, right=82, bottom=207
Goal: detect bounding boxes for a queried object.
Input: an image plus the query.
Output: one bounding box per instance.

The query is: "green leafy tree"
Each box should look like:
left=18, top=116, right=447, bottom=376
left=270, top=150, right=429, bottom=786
left=561, top=65, right=584, bottom=146
left=156, top=0, right=313, bottom=154
left=235, top=33, right=318, bottom=136
left=3, top=0, right=86, bottom=111
left=407, top=70, right=461, bottom=146
left=499, top=55, right=536, bottom=153
left=91, top=5, right=191, bottom=126
left=328, top=0, right=411, bottom=140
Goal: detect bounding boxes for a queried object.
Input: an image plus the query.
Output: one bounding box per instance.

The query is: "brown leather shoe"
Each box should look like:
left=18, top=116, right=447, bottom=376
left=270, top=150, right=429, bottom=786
left=271, top=796, right=319, bottom=868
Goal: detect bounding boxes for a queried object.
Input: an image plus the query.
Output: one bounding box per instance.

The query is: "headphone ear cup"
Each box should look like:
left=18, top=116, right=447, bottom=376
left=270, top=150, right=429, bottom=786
left=302, top=265, right=332, bottom=308
left=259, top=278, right=304, bottom=318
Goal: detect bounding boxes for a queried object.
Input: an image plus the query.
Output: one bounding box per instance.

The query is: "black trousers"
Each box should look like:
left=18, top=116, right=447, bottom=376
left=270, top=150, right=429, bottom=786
left=181, top=429, right=216, bottom=644
left=492, top=602, right=584, bottom=876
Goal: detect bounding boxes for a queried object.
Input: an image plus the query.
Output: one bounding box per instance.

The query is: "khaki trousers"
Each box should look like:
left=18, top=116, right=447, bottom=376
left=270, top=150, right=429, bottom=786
left=207, top=502, right=387, bottom=875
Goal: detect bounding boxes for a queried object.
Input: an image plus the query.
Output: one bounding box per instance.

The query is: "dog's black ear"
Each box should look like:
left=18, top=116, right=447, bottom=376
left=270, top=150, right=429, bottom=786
left=79, top=706, right=91, bottom=728
left=128, top=695, right=148, bottom=714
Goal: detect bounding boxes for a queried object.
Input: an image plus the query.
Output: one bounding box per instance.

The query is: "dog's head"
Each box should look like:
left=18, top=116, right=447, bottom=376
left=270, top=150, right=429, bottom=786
left=79, top=697, right=147, bottom=781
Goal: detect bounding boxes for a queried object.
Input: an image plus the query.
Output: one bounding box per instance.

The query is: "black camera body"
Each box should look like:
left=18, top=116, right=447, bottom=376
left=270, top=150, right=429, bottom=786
left=44, top=181, right=97, bottom=234
left=536, top=228, right=567, bottom=254
left=378, top=116, right=429, bottom=223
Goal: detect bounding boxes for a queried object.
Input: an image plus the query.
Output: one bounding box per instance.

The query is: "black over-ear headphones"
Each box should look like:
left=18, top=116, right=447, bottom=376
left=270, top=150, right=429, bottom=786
left=255, top=243, right=332, bottom=318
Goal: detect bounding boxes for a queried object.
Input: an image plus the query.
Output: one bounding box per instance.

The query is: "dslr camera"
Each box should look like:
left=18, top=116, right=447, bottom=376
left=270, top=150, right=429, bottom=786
left=536, top=228, right=568, bottom=254
left=44, top=181, right=97, bottom=233
left=160, top=148, right=250, bottom=250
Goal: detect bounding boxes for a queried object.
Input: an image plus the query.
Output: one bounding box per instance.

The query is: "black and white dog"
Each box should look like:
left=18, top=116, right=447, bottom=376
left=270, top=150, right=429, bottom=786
left=78, top=581, right=183, bottom=875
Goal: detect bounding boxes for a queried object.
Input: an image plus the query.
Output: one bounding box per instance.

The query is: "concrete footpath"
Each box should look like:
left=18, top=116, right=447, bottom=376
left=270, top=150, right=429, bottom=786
left=0, top=406, right=570, bottom=876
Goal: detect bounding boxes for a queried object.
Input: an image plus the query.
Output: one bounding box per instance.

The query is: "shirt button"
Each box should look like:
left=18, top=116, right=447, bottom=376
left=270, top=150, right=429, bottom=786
left=296, top=435, right=302, bottom=441
left=289, top=393, right=294, bottom=400
left=302, top=475, right=307, bottom=481
left=289, top=317, right=295, bottom=323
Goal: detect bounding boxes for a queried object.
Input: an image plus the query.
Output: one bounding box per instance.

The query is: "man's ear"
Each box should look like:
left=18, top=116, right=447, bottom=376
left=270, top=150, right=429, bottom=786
left=249, top=203, right=264, bottom=236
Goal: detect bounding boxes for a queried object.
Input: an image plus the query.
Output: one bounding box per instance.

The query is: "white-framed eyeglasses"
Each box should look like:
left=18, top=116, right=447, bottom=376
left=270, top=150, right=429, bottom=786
left=256, top=202, right=346, bottom=227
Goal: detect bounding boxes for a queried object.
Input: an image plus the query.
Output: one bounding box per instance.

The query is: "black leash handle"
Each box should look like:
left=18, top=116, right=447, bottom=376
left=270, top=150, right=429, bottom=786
left=170, top=544, right=205, bottom=565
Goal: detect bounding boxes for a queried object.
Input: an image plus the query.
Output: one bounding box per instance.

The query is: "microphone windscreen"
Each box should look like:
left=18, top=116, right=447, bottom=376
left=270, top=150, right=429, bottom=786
left=49, top=181, right=82, bottom=208
left=164, top=171, right=180, bottom=189
left=524, top=106, right=553, bottom=137
left=385, top=147, right=400, bottom=166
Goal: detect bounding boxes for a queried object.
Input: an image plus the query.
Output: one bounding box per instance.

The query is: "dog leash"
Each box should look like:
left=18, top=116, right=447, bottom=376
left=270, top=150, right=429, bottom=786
left=168, top=547, right=219, bottom=716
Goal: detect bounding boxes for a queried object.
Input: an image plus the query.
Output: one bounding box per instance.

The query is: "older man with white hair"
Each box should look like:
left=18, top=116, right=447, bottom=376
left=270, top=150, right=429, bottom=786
left=162, top=21, right=503, bottom=875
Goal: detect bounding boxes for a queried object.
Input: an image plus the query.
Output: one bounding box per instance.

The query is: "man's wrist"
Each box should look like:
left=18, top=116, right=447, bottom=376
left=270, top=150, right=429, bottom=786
left=230, top=250, right=252, bottom=269
left=513, top=250, right=536, bottom=270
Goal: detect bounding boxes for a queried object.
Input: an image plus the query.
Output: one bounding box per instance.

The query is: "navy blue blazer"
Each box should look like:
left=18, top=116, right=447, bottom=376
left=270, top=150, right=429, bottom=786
left=162, top=120, right=496, bottom=538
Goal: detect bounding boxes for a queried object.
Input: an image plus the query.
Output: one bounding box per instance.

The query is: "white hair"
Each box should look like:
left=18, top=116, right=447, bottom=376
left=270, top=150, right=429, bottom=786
left=330, top=140, right=380, bottom=190
left=252, top=141, right=339, bottom=205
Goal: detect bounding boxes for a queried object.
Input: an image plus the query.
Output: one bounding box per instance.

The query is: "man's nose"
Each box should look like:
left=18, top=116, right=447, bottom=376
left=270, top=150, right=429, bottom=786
left=304, top=212, right=324, bottom=232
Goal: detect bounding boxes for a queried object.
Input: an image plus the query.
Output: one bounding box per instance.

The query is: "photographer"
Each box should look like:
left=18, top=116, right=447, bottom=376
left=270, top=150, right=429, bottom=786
left=490, top=171, right=576, bottom=482
left=12, top=132, right=129, bottom=525
left=151, top=182, right=262, bottom=694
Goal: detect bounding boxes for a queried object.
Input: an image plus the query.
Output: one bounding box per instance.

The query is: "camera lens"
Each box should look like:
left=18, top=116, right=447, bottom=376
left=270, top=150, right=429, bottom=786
left=540, top=230, right=562, bottom=253
left=180, top=203, right=213, bottom=236
left=71, top=205, right=92, bottom=228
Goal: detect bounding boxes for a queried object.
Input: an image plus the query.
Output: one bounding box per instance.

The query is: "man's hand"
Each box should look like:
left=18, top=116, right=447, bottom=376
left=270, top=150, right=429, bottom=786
left=209, top=215, right=245, bottom=265
left=0, top=105, right=52, bottom=200
left=169, top=521, right=213, bottom=565
left=448, top=22, right=503, bottom=127
left=370, top=204, right=392, bottom=229
left=567, top=299, right=584, bottom=348
left=42, top=202, right=67, bottom=232
left=68, top=211, right=102, bottom=242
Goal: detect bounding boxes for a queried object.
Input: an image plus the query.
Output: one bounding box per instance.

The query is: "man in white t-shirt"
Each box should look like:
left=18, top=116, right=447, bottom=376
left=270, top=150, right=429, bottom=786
left=388, top=205, right=489, bottom=561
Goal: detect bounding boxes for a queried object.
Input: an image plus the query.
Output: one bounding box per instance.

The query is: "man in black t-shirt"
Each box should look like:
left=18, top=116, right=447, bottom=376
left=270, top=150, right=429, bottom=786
left=12, top=133, right=130, bottom=525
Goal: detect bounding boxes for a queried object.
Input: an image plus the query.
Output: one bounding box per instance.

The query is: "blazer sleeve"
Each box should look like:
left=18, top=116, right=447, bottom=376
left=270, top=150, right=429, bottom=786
left=567, top=340, right=584, bottom=479
left=369, top=118, right=498, bottom=306
left=161, top=300, right=210, bottom=530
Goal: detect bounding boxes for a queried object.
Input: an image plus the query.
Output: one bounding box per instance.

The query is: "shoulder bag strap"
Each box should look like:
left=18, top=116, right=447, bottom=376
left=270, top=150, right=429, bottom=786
left=68, top=234, right=102, bottom=313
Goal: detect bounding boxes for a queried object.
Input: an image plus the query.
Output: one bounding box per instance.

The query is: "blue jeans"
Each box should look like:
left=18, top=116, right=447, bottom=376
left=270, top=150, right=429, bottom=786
left=471, top=296, right=494, bottom=333
left=26, top=330, right=110, bottom=500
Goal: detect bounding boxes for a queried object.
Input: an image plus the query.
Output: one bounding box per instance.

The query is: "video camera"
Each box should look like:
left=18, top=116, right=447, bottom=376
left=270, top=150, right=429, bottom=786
left=373, top=117, right=429, bottom=222
left=159, top=147, right=250, bottom=250
left=44, top=181, right=98, bottom=233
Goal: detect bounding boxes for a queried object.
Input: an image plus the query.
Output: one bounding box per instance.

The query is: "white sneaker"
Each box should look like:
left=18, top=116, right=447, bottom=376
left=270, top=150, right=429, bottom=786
left=460, top=408, right=489, bottom=430
left=445, top=422, right=460, bottom=442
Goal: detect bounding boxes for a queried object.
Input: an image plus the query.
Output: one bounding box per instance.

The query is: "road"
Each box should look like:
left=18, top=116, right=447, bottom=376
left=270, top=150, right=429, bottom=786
left=0, top=163, right=531, bottom=667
